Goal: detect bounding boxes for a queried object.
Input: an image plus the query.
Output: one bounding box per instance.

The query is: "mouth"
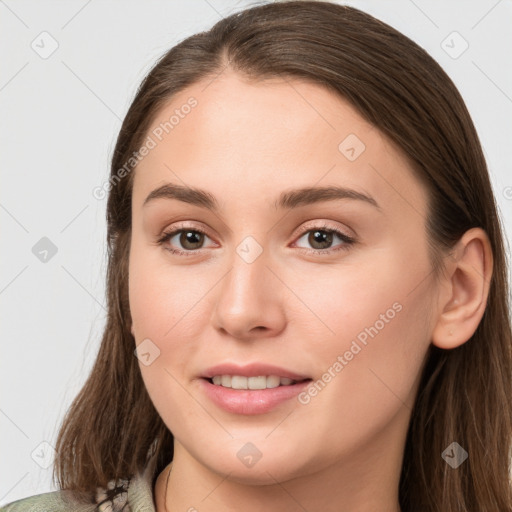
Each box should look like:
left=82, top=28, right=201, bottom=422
left=203, top=375, right=312, bottom=390
left=198, top=374, right=313, bottom=415
left=198, top=363, right=313, bottom=414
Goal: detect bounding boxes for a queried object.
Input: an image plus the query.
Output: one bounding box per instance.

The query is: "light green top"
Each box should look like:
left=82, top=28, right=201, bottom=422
left=0, top=443, right=160, bottom=512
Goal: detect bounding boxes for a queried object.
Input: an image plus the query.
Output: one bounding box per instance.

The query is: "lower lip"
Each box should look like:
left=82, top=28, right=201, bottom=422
left=198, top=378, right=312, bottom=415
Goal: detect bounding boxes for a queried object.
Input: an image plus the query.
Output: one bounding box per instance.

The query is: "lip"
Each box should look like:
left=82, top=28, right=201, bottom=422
left=200, top=362, right=311, bottom=381
left=198, top=377, right=312, bottom=415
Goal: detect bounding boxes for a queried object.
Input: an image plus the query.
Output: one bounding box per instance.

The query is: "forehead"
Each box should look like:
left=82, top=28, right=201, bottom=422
left=132, top=71, right=427, bottom=220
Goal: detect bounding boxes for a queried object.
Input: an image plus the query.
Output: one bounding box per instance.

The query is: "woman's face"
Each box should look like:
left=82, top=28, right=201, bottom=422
left=129, top=71, right=438, bottom=484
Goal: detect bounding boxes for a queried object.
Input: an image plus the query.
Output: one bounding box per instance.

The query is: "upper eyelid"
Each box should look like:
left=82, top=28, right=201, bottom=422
left=294, top=220, right=354, bottom=238
left=161, top=220, right=353, bottom=239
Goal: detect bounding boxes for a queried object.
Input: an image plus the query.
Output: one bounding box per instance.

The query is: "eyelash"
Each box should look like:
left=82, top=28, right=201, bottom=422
left=156, top=223, right=356, bottom=257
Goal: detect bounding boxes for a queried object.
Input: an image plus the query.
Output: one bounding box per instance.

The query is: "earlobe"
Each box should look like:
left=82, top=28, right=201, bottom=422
left=431, top=227, right=493, bottom=350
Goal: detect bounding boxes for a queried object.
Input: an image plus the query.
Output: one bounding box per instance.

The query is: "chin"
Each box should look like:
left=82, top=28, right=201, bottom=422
left=210, top=461, right=300, bottom=486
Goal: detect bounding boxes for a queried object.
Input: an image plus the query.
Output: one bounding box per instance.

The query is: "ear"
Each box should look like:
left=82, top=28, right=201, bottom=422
left=130, top=324, right=135, bottom=337
left=431, top=227, right=493, bottom=349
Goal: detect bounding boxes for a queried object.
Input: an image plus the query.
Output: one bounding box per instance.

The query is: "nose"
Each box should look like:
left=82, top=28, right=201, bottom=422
left=210, top=245, right=287, bottom=341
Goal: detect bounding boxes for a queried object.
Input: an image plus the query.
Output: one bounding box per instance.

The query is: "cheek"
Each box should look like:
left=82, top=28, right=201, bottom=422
left=128, top=242, right=221, bottom=410
left=128, top=247, right=206, bottom=428
left=128, top=240, right=208, bottom=340
left=294, top=249, right=433, bottom=447
left=291, top=245, right=429, bottom=359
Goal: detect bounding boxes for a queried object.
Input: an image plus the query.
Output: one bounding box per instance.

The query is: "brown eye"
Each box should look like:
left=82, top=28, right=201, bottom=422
left=307, top=230, right=334, bottom=250
left=177, top=230, right=205, bottom=250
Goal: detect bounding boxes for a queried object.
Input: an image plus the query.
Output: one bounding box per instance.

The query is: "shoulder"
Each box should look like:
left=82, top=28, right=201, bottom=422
left=0, top=489, right=97, bottom=512
left=0, top=440, right=160, bottom=512
left=0, top=477, right=132, bottom=512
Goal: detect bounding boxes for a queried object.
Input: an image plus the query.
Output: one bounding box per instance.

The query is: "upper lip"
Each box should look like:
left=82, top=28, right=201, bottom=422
left=201, top=363, right=311, bottom=381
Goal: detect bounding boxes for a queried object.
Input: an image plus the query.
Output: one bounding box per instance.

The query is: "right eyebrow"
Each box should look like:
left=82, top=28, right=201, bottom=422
left=143, top=183, right=219, bottom=211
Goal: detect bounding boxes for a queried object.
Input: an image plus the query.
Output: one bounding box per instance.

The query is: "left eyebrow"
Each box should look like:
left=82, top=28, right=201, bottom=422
left=275, top=185, right=380, bottom=211
left=142, top=183, right=380, bottom=211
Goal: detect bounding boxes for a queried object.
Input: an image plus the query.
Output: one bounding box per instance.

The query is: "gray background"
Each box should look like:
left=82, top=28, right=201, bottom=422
left=1, top=0, right=511, bottom=505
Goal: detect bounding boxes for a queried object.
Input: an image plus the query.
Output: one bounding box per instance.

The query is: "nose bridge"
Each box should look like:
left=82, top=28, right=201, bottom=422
left=211, top=235, right=286, bottom=338
left=230, top=238, right=268, bottom=298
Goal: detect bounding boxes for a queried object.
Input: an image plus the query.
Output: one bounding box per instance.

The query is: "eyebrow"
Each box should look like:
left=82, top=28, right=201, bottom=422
left=142, top=183, right=380, bottom=211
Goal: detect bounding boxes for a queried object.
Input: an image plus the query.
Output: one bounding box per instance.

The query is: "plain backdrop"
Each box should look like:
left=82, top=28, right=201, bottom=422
left=1, top=0, right=511, bottom=505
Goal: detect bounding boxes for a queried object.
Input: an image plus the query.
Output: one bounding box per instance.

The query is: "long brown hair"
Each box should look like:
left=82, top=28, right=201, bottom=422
left=53, top=1, right=512, bottom=509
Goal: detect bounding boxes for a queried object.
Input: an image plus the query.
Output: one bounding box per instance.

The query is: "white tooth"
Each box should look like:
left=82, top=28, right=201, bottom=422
left=231, top=375, right=248, bottom=389
left=213, top=375, right=298, bottom=389
left=266, top=375, right=281, bottom=388
left=248, top=376, right=267, bottom=390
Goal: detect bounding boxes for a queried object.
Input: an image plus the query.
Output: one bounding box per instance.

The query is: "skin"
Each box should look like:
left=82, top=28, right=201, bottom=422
left=128, top=71, right=492, bottom=512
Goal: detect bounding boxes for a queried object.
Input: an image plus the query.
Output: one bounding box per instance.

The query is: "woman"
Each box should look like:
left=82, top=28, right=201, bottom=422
left=2, top=1, right=511, bottom=511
